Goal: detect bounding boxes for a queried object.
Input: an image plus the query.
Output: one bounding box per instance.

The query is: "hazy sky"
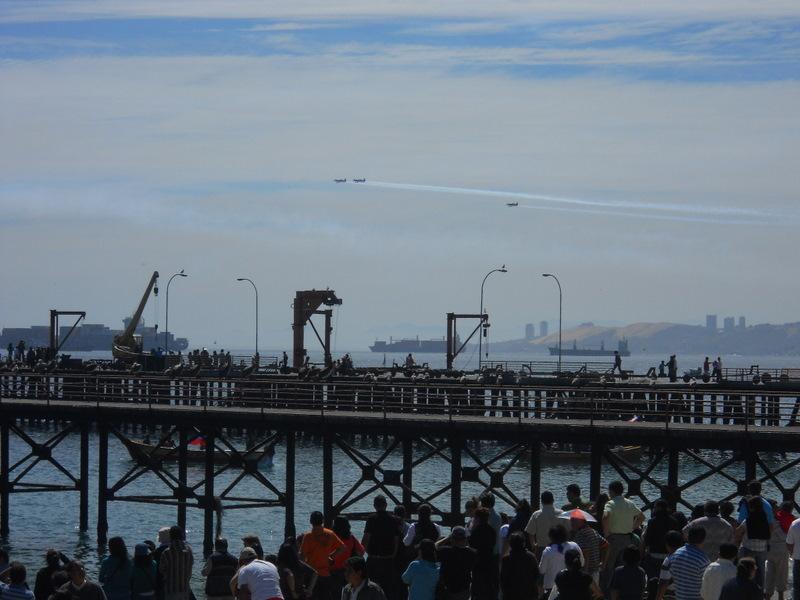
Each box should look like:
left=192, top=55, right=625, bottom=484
left=1, top=1, right=798, bottom=350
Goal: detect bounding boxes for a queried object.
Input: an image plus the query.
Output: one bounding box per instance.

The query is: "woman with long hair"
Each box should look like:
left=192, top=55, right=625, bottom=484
left=539, top=525, right=583, bottom=597
left=277, top=539, right=317, bottom=600
left=99, top=537, right=133, bottom=600
left=401, top=539, right=439, bottom=600
left=331, top=517, right=365, bottom=599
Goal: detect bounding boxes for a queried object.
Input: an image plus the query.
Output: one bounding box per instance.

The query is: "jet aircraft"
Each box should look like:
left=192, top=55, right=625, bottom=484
left=506, top=202, right=519, bottom=207
left=353, top=178, right=366, bottom=183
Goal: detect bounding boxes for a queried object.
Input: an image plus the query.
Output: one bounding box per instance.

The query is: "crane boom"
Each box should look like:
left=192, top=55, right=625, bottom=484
left=113, top=271, right=159, bottom=361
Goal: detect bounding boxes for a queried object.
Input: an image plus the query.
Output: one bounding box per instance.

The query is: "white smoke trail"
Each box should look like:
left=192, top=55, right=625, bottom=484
left=351, top=180, right=781, bottom=225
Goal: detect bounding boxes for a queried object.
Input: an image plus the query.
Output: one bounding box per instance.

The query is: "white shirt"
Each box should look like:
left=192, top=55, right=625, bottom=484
left=539, top=541, right=583, bottom=589
left=700, top=559, right=737, bottom=600
left=524, top=505, right=566, bottom=547
left=786, top=518, right=800, bottom=559
left=237, top=560, right=283, bottom=600
left=402, top=522, right=442, bottom=546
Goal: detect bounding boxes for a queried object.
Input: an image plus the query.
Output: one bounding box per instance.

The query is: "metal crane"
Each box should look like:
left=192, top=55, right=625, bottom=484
left=112, top=271, right=159, bottom=361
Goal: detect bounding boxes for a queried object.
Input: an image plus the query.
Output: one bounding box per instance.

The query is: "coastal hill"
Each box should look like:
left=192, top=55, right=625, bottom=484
left=489, top=322, right=800, bottom=356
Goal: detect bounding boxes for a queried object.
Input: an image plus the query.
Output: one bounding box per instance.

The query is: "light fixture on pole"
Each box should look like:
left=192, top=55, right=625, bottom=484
left=542, top=273, right=562, bottom=374
left=236, top=277, right=259, bottom=356
left=478, top=265, right=508, bottom=368
left=165, top=270, right=187, bottom=354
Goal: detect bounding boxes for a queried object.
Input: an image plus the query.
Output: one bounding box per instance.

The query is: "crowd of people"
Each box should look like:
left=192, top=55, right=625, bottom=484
left=2, top=480, right=799, bottom=600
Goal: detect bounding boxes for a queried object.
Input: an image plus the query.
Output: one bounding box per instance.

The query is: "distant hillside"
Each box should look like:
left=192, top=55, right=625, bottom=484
left=490, top=322, right=800, bottom=356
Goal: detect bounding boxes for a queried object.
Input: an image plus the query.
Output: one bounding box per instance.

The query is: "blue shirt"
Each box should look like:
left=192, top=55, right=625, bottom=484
left=401, top=560, right=440, bottom=600
left=737, top=497, right=774, bottom=524
left=98, top=556, right=133, bottom=600
left=0, top=582, right=35, bottom=600
left=663, top=544, right=710, bottom=600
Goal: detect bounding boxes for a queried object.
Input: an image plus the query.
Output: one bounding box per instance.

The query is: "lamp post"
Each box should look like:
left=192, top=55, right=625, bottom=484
left=542, top=273, right=562, bottom=373
left=478, top=265, right=508, bottom=368
left=165, top=270, right=187, bottom=354
left=236, top=277, right=259, bottom=356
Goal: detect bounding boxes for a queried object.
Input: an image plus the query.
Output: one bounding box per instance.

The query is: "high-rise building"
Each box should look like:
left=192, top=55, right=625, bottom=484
left=525, top=323, right=535, bottom=340
left=723, top=317, right=735, bottom=331
left=706, top=314, right=718, bottom=331
left=539, top=320, right=549, bottom=337
left=738, top=316, right=746, bottom=329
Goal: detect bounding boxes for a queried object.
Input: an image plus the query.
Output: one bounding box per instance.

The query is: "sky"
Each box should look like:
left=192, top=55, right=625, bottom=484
left=1, top=1, right=799, bottom=350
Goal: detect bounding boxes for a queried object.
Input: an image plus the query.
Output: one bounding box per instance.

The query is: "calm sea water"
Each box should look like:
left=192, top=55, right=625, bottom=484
left=3, top=350, right=798, bottom=594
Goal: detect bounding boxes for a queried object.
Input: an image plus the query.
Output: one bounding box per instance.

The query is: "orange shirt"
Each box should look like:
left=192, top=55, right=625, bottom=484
left=300, top=528, right=344, bottom=577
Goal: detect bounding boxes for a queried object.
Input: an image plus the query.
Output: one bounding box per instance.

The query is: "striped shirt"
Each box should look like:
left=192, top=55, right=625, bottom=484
left=662, top=544, right=709, bottom=600
left=0, top=583, right=35, bottom=600
left=573, top=526, right=605, bottom=572
left=158, top=542, right=194, bottom=594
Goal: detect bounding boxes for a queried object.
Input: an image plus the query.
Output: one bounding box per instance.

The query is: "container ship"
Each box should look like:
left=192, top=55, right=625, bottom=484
left=549, top=339, right=630, bottom=357
left=369, top=335, right=460, bottom=353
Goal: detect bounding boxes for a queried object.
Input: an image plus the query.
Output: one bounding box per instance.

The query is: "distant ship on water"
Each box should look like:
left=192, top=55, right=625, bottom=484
left=549, top=339, right=630, bottom=357
left=369, top=335, right=460, bottom=353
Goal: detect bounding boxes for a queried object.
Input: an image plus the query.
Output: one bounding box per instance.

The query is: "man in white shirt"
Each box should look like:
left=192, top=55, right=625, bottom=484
left=231, top=548, right=283, bottom=600
left=785, top=516, right=800, bottom=600
left=525, top=491, right=564, bottom=559
left=700, top=543, right=738, bottom=600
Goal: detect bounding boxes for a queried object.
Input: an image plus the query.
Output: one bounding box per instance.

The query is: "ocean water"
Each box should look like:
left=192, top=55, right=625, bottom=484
left=2, top=350, right=798, bottom=594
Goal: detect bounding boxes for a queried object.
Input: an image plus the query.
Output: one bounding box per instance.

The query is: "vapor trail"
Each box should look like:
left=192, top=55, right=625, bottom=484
left=353, top=180, right=777, bottom=225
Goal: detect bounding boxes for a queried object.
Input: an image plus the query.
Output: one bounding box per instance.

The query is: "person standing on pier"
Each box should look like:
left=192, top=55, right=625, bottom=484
left=158, top=527, right=193, bottom=600
left=341, top=557, right=386, bottom=600
left=59, top=561, right=107, bottom=600
left=300, top=512, right=346, bottom=600
left=0, top=563, right=34, bottom=600
left=231, top=548, right=283, bottom=600
left=99, top=537, right=133, bottom=600
left=683, top=502, right=733, bottom=562
left=202, top=539, right=238, bottom=600
left=33, top=549, right=69, bottom=600
left=601, top=481, right=644, bottom=591
left=657, top=527, right=709, bottom=600
left=435, top=526, right=476, bottom=600
left=612, top=351, right=623, bottom=376
left=667, top=356, right=678, bottom=383
left=525, top=491, right=564, bottom=560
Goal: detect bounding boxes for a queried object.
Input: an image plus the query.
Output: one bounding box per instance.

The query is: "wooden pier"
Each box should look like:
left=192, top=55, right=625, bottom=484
left=2, top=370, right=800, bottom=554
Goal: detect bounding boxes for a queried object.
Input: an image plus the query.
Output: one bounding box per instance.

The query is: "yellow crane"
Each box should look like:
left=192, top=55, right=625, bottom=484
left=112, top=271, right=159, bottom=361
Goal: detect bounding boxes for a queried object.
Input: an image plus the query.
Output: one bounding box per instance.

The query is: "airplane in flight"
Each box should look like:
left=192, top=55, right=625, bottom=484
left=334, top=178, right=346, bottom=183
left=353, top=178, right=366, bottom=183
left=506, top=202, right=519, bottom=207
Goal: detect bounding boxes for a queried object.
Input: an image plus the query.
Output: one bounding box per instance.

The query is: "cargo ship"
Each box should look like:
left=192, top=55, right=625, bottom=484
left=549, top=339, right=630, bottom=357
left=0, top=319, right=188, bottom=353
left=369, top=335, right=460, bottom=353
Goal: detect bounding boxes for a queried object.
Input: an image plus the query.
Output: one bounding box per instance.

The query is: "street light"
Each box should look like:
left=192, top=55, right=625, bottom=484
left=236, top=277, right=259, bottom=356
left=478, top=265, right=508, bottom=368
left=165, top=270, right=188, bottom=354
left=542, top=273, right=562, bottom=373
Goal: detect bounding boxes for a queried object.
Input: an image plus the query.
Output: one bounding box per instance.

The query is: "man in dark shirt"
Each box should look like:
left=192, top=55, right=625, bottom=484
left=34, top=549, right=69, bottom=600
left=436, top=527, right=477, bottom=600
left=361, top=496, right=400, bottom=600
left=610, top=545, right=647, bottom=600
left=58, top=561, right=106, bottom=600
left=719, top=558, right=761, bottom=600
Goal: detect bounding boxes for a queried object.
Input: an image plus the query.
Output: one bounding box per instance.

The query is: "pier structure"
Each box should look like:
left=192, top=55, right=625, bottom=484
left=1, top=370, right=800, bottom=554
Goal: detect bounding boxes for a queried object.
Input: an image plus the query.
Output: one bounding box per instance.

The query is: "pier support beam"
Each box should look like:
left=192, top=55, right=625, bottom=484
left=285, top=431, right=296, bottom=538
left=79, top=423, right=89, bottom=531
left=323, top=432, right=333, bottom=526
left=450, top=437, right=462, bottom=525
left=667, top=448, right=680, bottom=508
left=1, top=421, right=9, bottom=536
left=97, top=424, right=109, bottom=544
left=203, top=431, right=215, bottom=556
left=590, top=443, right=603, bottom=501
left=529, top=440, right=541, bottom=510
left=402, top=438, right=413, bottom=509
left=177, top=428, right=188, bottom=532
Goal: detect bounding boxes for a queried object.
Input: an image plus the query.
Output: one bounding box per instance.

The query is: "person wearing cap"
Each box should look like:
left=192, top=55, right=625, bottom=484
left=203, top=539, right=238, bottom=600
left=58, top=561, right=107, bottom=600
left=435, top=527, right=476, bottom=600
left=158, top=526, right=194, bottom=600
left=34, top=549, right=70, bottom=600
left=131, top=544, right=157, bottom=600
left=231, top=548, right=283, bottom=600
left=569, top=510, right=608, bottom=583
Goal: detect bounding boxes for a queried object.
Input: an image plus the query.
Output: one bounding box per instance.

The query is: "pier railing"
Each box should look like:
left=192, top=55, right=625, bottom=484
left=480, top=359, right=614, bottom=375
left=1, top=372, right=799, bottom=431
